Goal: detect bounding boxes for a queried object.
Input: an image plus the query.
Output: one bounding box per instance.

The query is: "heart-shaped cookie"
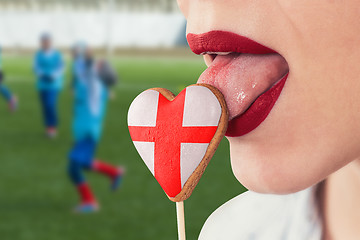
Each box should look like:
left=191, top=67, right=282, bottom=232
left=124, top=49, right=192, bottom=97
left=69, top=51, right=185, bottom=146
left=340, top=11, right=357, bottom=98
left=128, top=84, right=228, bottom=202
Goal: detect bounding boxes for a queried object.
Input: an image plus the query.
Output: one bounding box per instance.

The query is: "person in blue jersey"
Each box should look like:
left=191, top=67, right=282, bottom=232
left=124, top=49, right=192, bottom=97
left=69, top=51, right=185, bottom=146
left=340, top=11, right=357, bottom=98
left=68, top=43, right=124, bottom=213
left=33, top=33, right=64, bottom=138
left=0, top=47, right=17, bottom=112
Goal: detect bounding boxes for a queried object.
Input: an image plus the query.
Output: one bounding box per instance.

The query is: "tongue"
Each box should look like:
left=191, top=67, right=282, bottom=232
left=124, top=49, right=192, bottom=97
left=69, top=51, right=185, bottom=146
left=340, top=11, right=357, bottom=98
left=198, top=53, right=289, bottom=120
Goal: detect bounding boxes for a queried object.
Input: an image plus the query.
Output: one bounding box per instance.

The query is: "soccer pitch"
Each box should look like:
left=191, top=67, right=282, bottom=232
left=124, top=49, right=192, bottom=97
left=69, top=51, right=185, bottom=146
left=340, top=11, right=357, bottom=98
left=0, top=54, right=245, bottom=240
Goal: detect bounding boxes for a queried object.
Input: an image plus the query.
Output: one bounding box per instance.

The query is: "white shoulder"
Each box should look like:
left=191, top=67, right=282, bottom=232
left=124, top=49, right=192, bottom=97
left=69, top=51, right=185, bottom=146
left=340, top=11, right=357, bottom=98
left=199, top=187, right=322, bottom=240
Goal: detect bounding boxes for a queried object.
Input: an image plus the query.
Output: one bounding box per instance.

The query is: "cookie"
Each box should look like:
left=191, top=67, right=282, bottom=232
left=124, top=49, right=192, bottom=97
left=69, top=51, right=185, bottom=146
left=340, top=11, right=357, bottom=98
left=128, top=84, right=228, bottom=202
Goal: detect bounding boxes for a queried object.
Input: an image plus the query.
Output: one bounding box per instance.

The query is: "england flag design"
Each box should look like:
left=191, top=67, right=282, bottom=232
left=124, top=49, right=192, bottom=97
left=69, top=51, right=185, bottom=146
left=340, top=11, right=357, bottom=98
left=128, top=85, right=222, bottom=198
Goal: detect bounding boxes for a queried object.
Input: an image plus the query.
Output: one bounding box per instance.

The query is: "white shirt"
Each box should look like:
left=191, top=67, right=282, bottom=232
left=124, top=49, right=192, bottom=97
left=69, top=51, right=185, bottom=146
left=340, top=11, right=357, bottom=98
left=199, top=186, right=323, bottom=240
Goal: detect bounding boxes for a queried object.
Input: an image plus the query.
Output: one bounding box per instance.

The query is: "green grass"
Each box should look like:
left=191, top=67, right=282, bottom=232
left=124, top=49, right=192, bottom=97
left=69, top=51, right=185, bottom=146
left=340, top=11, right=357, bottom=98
left=0, top=54, right=246, bottom=240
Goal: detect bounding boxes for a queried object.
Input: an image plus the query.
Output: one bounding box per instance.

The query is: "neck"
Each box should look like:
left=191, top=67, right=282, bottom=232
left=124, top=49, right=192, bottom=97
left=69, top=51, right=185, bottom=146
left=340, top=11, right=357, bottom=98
left=322, top=160, right=360, bottom=240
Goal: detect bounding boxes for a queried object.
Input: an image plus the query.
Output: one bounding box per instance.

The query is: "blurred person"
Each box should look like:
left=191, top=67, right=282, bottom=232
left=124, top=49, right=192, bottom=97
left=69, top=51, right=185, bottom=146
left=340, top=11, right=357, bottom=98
left=33, top=33, right=64, bottom=138
left=177, top=0, right=360, bottom=239
left=68, top=43, right=124, bottom=213
left=0, top=47, right=17, bottom=112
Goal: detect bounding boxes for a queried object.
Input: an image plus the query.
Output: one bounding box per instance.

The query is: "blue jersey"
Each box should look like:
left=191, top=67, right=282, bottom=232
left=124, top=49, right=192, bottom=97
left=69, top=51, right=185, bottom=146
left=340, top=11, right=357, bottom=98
left=72, top=57, right=108, bottom=142
left=33, top=49, right=64, bottom=90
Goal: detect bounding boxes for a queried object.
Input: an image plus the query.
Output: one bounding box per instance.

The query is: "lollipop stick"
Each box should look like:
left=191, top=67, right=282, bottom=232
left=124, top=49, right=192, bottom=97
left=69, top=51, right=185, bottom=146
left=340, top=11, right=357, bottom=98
left=176, top=201, right=186, bottom=240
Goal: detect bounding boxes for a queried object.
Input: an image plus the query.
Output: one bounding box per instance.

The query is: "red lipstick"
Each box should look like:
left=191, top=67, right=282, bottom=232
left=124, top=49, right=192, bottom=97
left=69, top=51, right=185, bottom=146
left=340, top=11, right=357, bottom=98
left=187, top=30, right=275, bottom=55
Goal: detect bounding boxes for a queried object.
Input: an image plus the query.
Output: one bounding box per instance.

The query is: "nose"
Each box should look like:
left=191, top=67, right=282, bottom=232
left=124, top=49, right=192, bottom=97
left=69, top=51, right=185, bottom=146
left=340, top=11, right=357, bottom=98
left=176, top=0, right=189, bottom=18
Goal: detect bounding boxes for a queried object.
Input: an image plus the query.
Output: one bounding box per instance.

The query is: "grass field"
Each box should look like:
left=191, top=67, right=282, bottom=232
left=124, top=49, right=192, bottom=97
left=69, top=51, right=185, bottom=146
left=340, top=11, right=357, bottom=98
left=0, top=54, right=246, bottom=240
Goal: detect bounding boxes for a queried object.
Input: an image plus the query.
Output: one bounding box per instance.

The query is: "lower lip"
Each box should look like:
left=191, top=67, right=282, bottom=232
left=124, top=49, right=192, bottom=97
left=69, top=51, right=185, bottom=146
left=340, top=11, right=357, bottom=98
left=225, top=74, right=288, bottom=137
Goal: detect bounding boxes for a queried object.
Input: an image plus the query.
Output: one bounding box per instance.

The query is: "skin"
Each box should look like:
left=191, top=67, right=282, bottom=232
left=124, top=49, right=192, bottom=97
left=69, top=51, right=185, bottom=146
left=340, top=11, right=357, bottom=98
left=41, top=38, right=51, bottom=51
left=177, top=0, right=360, bottom=239
left=322, top=162, right=360, bottom=240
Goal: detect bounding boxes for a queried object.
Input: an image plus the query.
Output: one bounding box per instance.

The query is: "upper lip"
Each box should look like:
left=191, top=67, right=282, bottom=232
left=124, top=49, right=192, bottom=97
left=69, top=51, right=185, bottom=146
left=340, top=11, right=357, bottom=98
left=187, top=30, right=276, bottom=55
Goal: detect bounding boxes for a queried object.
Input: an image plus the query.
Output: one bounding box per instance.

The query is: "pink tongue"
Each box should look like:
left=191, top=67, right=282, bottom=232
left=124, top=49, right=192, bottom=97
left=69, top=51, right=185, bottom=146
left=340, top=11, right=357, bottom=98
left=198, top=53, right=289, bottom=120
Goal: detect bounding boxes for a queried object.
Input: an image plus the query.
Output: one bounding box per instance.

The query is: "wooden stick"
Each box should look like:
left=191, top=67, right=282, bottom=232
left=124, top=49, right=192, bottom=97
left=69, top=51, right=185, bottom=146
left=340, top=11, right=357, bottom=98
left=176, top=201, right=186, bottom=240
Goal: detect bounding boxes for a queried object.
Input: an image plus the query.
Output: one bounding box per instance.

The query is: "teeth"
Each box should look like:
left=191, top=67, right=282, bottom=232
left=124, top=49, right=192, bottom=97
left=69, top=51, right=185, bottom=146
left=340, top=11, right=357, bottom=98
left=201, top=52, right=232, bottom=56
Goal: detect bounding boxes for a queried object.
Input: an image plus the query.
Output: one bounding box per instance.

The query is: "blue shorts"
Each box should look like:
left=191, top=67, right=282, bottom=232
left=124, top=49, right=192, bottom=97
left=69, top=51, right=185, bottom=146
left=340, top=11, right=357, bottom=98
left=68, top=138, right=97, bottom=167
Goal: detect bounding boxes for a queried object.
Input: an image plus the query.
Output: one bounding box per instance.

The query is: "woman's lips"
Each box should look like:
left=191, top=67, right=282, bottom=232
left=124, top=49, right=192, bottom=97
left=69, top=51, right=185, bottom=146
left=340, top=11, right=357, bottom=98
left=187, top=31, right=289, bottom=137
left=187, top=30, right=276, bottom=55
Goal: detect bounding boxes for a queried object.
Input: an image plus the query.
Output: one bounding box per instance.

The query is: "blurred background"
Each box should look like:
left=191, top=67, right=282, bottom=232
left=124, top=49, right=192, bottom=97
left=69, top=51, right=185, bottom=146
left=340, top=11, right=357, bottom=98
left=0, top=0, right=245, bottom=239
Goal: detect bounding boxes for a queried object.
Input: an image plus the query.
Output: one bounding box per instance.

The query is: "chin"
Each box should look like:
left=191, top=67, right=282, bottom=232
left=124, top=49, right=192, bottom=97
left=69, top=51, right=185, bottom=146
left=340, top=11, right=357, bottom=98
left=227, top=137, right=332, bottom=195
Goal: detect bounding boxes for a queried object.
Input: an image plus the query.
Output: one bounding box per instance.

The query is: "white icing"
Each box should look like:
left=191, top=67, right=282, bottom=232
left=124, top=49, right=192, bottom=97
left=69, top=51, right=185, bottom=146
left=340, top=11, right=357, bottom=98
left=128, top=90, right=159, bottom=127
left=133, top=141, right=155, bottom=175
left=183, top=86, right=221, bottom=127
left=180, top=143, right=209, bottom=187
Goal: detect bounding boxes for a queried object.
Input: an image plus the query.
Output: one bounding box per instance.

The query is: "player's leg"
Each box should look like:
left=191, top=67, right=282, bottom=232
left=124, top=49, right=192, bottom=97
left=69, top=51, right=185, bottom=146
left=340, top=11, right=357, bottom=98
left=92, top=160, right=125, bottom=191
left=0, top=84, right=11, bottom=101
left=68, top=161, right=95, bottom=202
left=68, top=138, right=98, bottom=213
left=8, top=94, right=17, bottom=112
left=40, top=90, right=58, bottom=138
left=49, top=89, right=59, bottom=127
left=46, top=89, right=59, bottom=137
left=0, top=84, right=17, bottom=112
left=39, top=90, right=50, bottom=131
left=89, top=123, right=125, bottom=191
